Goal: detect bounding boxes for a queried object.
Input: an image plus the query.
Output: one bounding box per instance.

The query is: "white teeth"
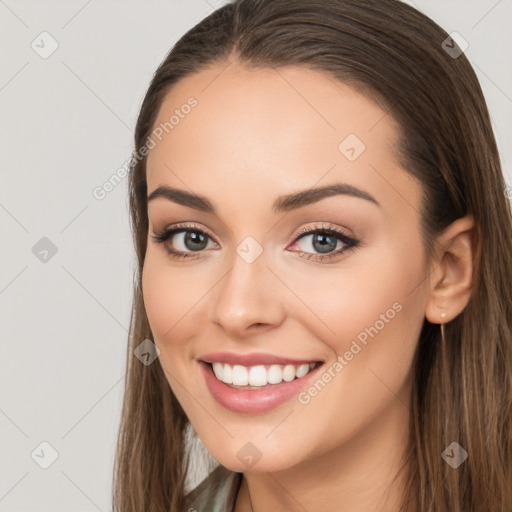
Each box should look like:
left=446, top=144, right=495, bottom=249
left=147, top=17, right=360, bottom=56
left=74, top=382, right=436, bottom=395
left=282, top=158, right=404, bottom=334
left=282, top=364, right=296, bottom=382
left=248, top=365, right=267, bottom=386
left=212, top=362, right=223, bottom=380
left=210, top=361, right=318, bottom=387
left=222, top=363, right=233, bottom=384
left=296, top=363, right=310, bottom=378
left=232, top=364, right=249, bottom=386
left=268, top=364, right=283, bottom=384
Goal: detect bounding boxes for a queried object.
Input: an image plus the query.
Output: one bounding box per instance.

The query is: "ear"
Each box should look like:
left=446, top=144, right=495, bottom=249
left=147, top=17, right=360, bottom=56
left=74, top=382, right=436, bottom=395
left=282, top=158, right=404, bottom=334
left=424, top=215, right=476, bottom=324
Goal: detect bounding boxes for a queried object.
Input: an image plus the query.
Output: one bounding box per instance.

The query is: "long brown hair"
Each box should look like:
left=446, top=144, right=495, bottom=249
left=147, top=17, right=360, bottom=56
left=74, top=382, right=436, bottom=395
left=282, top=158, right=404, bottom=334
left=113, top=1, right=512, bottom=510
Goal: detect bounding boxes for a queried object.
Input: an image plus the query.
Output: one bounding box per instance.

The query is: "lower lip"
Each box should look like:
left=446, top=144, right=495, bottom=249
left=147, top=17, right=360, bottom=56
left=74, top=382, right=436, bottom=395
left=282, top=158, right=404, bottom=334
left=199, top=360, right=323, bottom=414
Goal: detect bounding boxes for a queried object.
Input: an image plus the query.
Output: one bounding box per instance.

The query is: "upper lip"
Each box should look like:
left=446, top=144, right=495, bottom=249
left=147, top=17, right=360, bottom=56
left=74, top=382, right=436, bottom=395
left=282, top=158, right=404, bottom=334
left=198, top=351, right=323, bottom=366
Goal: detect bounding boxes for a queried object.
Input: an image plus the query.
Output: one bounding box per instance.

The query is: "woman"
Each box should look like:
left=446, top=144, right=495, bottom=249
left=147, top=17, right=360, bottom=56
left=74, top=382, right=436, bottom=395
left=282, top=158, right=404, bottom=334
left=113, top=0, right=512, bottom=510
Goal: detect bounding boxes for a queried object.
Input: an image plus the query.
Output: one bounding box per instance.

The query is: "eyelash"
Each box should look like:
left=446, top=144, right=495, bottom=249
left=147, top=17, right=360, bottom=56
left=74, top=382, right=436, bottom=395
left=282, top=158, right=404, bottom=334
left=150, top=222, right=361, bottom=262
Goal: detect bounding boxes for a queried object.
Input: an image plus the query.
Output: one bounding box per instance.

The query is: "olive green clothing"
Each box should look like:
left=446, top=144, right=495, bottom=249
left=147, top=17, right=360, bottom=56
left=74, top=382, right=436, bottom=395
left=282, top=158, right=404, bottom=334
left=185, top=465, right=243, bottom=512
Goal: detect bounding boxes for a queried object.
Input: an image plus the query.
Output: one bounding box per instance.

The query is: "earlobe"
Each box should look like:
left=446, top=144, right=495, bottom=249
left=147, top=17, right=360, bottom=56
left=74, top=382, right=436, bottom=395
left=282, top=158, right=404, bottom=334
left=424, top=215, right=476, bottom=324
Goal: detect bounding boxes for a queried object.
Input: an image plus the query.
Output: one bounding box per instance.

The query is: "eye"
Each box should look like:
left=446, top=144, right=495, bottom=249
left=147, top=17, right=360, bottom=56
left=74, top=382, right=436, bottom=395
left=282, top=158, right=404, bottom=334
left=288, top=223, right=360, bottom=262
left=150, top=223, right=217, bottom=260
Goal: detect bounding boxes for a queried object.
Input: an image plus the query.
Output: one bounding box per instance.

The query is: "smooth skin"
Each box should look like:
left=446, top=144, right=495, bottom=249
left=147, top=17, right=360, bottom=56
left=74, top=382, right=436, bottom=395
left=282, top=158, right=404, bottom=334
left=142, top=60, right=475, bottom=512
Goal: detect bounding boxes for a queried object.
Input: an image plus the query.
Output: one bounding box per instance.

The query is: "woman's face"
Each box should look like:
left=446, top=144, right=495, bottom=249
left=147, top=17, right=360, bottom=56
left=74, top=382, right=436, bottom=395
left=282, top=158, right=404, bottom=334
left=142, top=62, right=430, bottom=472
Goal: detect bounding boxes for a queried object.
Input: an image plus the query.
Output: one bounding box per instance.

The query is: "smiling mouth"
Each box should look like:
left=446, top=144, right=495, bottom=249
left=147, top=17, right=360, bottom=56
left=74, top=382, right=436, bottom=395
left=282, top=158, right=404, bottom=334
left=204, top=361, right=323, bottom=389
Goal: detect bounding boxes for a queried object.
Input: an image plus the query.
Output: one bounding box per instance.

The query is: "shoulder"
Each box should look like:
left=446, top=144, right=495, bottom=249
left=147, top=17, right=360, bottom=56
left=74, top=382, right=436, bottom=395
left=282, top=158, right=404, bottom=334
left=184, top=464, right=243, bottom=512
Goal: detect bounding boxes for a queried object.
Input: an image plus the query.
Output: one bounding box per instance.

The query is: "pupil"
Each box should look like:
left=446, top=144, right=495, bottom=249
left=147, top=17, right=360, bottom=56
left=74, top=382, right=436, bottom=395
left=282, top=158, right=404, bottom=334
left=313, top=233, right=336, bottom=254
left=185, top=231, right=207, bottom=251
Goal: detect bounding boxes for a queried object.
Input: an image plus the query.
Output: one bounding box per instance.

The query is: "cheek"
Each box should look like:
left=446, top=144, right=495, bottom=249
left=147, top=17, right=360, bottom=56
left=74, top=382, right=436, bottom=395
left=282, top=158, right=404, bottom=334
left=141, top=251, right=218, bottom=371
left=141, top=255, right=194, bottom=347
left=141, top=257, right=202, bottom=403
left=331, top=238, right=426, bottom=383
left=142, top=259, right=171, bottom=337
left=287, top=243, right=425, bottom=442
left=287, top=235, right=426, bottom=373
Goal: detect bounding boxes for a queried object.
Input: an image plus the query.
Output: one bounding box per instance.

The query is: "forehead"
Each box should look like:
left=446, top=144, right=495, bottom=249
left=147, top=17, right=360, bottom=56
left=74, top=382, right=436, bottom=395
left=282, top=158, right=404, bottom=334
left=145, top=61, right=419, bottom=216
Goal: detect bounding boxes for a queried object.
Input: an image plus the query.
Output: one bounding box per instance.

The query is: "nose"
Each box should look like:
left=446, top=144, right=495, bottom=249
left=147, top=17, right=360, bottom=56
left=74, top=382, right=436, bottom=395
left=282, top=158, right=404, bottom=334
left=209, top=247, right=286, bottom=336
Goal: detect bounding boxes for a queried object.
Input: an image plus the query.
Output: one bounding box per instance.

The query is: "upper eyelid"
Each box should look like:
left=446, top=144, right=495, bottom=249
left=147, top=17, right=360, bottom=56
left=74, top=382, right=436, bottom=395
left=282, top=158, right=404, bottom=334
left=294, top=223, right=353, bottom=238
left=166, top=222, right=218, bottom=242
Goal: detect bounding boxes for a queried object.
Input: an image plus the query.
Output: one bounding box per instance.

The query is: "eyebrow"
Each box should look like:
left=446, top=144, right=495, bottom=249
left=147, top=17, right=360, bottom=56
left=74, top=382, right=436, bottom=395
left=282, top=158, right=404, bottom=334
left=147, top=182, right=380, bottom=213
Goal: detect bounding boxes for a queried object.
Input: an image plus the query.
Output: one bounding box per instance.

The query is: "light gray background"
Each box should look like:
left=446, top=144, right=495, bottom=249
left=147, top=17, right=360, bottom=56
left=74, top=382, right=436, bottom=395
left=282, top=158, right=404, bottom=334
left=1, top=1, right=511, bottom=510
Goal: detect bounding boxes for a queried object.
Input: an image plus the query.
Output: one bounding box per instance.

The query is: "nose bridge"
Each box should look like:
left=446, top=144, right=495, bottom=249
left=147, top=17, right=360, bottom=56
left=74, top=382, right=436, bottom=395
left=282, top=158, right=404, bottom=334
left=209, top=236, right=284, bottom=333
